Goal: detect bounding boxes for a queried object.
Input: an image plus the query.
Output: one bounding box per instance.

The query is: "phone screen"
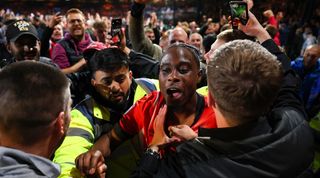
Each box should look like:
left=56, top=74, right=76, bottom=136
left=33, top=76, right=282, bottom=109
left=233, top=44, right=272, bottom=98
left=111, top=18, right=122, bottom=36
left=111, top=18, right=122, bottom=44
left=230, top=1, right=248, bottom=27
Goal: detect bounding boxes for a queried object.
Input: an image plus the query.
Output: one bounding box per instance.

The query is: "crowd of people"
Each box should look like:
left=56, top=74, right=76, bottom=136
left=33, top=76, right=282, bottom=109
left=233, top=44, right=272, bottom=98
left=0, top=0, right=319, bottom=177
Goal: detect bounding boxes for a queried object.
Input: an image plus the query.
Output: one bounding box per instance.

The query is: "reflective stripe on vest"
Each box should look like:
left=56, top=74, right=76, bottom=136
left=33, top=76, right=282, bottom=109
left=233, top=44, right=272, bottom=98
left=67, top=127, right=94, bottom=143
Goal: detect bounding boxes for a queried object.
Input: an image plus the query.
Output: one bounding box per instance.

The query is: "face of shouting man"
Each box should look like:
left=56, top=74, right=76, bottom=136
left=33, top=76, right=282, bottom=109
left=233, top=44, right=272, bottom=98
left=66, top=12, right=85, bottom=41
left=159, top=44, right=201, bottom=108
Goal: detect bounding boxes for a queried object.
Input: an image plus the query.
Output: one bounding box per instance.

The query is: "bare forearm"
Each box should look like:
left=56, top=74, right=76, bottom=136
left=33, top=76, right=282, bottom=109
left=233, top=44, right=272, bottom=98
left=62, top=58, right=86, bottom=74
left=91, top=133, right=112, bottom=157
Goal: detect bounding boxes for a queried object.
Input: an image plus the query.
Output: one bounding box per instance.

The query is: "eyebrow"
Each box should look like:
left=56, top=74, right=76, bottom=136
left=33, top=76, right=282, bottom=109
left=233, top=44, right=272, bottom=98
left=160, top=61, right=193, bottom=67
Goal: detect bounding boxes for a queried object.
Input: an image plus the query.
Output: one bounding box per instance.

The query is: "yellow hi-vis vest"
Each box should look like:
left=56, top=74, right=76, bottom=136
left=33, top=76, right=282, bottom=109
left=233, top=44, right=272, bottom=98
left=53, top=78, right=159, bottom=178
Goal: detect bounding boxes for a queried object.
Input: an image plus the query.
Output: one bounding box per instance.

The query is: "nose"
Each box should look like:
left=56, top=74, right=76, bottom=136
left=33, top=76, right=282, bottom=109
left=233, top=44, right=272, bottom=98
left=168, top=70, right=180, bottom=82
left=110, top=80, right=120, bottom=92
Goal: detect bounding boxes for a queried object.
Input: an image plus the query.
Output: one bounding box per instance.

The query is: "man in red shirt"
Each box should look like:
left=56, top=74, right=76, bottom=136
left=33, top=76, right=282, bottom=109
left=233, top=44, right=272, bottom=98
left=75, top=43, right=217, bottom=177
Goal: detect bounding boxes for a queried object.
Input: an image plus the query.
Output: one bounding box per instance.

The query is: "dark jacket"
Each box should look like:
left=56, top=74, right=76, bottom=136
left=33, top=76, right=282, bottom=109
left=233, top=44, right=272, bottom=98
left=131, top=39, right=314, bottom=178
left=52, top=33, right=92, bottom=69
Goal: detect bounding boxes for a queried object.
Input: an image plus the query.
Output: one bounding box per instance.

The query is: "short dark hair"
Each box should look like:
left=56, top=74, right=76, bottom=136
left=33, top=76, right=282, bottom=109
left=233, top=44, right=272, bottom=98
left=163, top=43, right=201, bottom=69
left=207, top=40, right=283, bottom=122
left=0, top=61, right=69, bottom=145
left=89, top=48, right=129, bottom=77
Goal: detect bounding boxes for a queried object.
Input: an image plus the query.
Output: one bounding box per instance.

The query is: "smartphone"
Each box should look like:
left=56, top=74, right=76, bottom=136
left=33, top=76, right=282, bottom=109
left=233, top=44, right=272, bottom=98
left=111, top=18, right=122, bottom=44
left=53, top=7, right=61, bottom=14
left=229, top=1, right=248, bottom=28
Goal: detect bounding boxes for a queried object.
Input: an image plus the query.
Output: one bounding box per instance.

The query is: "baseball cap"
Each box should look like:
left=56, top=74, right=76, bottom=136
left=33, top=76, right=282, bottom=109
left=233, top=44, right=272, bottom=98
left=6, top=20, right=39, bottom=43
left=83, top=42, right=109, bottom=61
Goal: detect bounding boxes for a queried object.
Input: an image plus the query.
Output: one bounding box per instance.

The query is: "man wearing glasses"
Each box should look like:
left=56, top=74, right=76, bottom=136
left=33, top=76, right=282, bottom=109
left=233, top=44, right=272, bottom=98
left=52, top=8, right=92, bottom=75
left=54, top=47, right=158, bottom=178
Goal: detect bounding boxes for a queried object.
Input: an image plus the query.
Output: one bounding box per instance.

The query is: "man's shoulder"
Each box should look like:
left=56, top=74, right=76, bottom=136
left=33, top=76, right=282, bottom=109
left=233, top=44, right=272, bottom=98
left=39, top=56, right=58, bottom=68
left=0, top=147, right=60, bottom=178
left=270, top=107, right=307, bottom=127
left=72, top=96, right=93, bottom=113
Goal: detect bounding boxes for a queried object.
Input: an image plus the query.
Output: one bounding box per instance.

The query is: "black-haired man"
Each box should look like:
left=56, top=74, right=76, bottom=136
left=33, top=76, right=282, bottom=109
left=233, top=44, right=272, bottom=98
left=54, top=47, right=159, bottom=178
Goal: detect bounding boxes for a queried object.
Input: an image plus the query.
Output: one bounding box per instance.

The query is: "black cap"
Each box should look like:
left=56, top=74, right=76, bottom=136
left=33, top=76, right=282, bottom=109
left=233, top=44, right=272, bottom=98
left=6, top=20, right=39, bottom=43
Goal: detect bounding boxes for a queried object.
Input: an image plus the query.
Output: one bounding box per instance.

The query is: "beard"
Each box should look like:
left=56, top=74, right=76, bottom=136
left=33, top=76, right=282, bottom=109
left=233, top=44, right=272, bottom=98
left=91, top=87, right=129, bottom=112
left=15, top=50, right=40, bottom=61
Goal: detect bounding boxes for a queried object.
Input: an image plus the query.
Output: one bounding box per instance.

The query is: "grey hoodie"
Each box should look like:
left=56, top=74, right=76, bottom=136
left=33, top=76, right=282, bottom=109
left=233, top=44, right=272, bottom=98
left=0, top=147, right=60, bottom=178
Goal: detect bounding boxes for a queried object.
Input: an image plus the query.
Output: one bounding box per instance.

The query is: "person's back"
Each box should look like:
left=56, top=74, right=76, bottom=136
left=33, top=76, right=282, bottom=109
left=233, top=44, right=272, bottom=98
left=175, top=40, right=314, bottom=178
left=0, top=61, right=71, bottom=178
left=178, top=25, right=313, bottom=178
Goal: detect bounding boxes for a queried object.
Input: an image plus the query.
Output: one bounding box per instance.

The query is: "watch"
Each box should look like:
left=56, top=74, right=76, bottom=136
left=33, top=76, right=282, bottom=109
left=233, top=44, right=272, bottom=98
left=145, top=148, right=160, bottom=159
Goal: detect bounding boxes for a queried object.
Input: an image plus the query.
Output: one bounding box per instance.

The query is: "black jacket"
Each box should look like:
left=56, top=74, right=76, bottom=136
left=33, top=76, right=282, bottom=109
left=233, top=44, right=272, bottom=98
left=131, top=40, right=314, bottom=178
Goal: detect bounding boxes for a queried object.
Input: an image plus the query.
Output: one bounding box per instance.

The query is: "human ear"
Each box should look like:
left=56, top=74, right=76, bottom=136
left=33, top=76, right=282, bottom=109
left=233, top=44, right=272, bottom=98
left=56, top=112, right=67, bottom=135
left=6, top=44, right=12, bottom=54
left=91, top=78, right=96, bottom=86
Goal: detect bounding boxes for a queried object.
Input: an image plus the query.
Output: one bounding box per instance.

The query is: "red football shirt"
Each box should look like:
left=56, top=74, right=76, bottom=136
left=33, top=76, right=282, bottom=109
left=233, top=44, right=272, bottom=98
left=116, top=91, right=217, bottom=146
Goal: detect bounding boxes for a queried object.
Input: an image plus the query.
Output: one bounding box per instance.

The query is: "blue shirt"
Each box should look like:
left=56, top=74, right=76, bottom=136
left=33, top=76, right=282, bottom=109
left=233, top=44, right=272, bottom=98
left=291, top=57, right=320, bottom=112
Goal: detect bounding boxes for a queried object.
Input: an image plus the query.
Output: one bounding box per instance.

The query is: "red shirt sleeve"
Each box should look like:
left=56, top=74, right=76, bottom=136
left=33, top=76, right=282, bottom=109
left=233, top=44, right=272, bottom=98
left=119, top=92, right=158, bottom=136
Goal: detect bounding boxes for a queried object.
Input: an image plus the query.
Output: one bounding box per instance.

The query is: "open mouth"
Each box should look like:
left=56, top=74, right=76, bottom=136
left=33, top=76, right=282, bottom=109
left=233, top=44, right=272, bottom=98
left=167, top=87, right=183, bottom=99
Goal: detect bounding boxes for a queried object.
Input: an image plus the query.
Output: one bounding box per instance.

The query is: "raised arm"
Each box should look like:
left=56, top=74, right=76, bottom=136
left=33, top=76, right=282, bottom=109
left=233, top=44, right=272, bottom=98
left=40, top=13, right=63, bottom=58
left=129, top=0, right=162, bottom=60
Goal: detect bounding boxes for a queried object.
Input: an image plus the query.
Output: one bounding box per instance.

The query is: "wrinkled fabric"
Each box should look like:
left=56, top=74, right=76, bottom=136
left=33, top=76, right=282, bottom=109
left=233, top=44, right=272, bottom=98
left=0, top=147, right=60, bottom=178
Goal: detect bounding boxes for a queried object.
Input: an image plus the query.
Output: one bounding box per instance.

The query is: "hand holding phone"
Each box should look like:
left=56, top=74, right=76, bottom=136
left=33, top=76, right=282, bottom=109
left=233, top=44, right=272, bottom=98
left=229, top=1, right=249, bottom=29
